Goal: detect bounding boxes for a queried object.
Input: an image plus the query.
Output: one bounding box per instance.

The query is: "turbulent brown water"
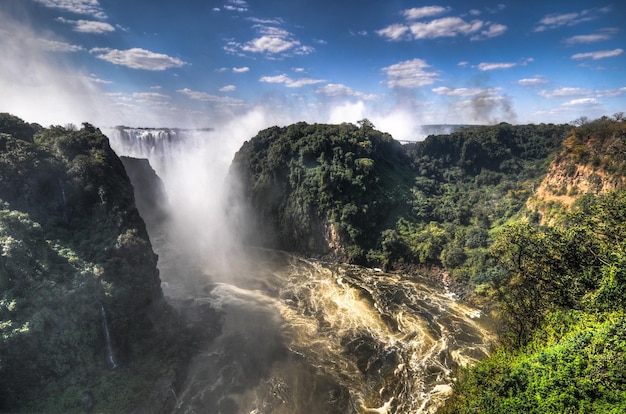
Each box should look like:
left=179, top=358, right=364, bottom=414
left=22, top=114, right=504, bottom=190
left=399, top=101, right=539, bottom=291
left=107, top=127, right=494, bottom=413
left=162, top=249, right=493, bottom=414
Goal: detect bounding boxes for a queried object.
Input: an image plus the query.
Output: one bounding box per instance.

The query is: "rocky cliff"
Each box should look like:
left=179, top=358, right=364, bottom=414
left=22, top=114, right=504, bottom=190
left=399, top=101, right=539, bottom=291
left=0, top=114, right=181, bottom=412
left=528, top=117, right=626, bottom=218
left=228, top=121, right=413, bottom=263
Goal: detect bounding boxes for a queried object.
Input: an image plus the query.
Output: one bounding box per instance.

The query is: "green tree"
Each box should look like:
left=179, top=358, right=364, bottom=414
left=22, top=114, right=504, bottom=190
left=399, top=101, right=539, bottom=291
left=489, top=221, right=594, bottom=345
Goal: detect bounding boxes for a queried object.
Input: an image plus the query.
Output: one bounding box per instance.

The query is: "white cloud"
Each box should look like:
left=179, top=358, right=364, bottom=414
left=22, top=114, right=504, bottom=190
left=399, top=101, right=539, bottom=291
left=232, top=25, right=314, bottom=56
left=595, top=87, right=626, bottom=98
left=472, top=23, right=507, bottom=40
left=538, top=87, right=590, bottom=99
left=219, top=85, right=237, bottom=92
left=177, top=88, right=241, bottom=104
left=132, top=92, right=170, bottom=100
left=382, top=58, right=439, bottom=88
left=90, top=47, right=186, bottom=70
left=536, top=12, right=579, bottom=31
left=564, top=28, right=618, bottom=45
left=243, top=35, right=296, bottom=54
left=317, top=83, right=356, bottom=96
left=539, top=86, right=626, bottom=101
left=403, top=6, right=449, bottom=20
left=223, top=0, right=248, bottom=12
left=571, top=48, right=624, bottom=60
left=561, top=98, right=599, bottom=106
left=477, top=62, right=516, bottom=71
left=534, top=7, right=611, bottom=32
left=316, top=83, right=377, bottom=100
left=232, top=66, right=250, bottom=73
left=259, top=74, right=289, bottom=84
left=260, top=74, right=324, bottom=88
left=518, top=76, right=548, bottom=86
left=458, top=61, right=469, bottom=67
left=432, top=86, right=500, bottom=97
left=410, top=17, right=484, bottom=39
left=33, top=0, right=108, bottom=19
left=39, top=38, right=84, bottom=52
left=57, top=17, right=115, bottom=33
left=376, top=24, right=411, bottom=41
left=85, top=73, right=111, bottom=84
left=377, top=13, right=507, bottom=41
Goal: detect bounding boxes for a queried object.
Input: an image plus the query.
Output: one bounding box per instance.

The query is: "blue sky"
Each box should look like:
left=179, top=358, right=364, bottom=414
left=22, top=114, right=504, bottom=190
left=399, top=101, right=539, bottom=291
left=0, top=0, right=624, bottom=140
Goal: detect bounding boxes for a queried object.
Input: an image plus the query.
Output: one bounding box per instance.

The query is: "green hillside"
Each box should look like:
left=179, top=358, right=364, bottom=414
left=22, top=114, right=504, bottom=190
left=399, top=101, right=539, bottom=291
left=0, top=114, right=183, bottom=412
left=230, top=115, right=626, bottom=412
left=229, top=119, right=570, bottom=276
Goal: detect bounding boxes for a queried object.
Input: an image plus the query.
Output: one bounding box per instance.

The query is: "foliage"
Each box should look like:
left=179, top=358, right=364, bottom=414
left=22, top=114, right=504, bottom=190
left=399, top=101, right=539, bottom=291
left=230, top=121, right=571, bottom=271
left=230, top=121, right=414, bottom=263
left=0, top=117, right=179, bottom=411
left=442, top=187, right=626, bottom=412
left=0, top=112, right=42, bottom=143
left=442, top=311, right=626, bottom=414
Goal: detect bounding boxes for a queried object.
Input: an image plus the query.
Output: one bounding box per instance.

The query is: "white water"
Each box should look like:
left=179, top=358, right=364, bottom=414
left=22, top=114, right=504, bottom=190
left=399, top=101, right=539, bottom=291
left=106, top=127, right=494, bottom=413
left=168, top=251, right=494, bottom=413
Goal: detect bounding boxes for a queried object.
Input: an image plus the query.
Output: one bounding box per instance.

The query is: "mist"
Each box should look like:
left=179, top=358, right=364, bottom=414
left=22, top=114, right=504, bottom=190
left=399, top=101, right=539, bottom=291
left=1, top=0, right=441, bottom=299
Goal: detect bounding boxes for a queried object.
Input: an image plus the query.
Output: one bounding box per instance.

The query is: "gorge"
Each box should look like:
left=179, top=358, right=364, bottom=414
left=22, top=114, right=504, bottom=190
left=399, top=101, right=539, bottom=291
left=106, top=125, right=494, bottom=413
left=2, top=114, right=626, bottom=413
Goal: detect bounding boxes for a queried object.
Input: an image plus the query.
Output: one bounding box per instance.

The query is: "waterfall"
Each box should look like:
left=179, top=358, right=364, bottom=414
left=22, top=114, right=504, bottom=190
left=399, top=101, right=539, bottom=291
left=100, top=303, right=119, bottom=369
left=58, top=178, right=68, bottom=225
left=105, top=127, right=207, bottom=175
left=105, top=126, right=244, bottom=274
left=103, top=126, right=495, bottom=412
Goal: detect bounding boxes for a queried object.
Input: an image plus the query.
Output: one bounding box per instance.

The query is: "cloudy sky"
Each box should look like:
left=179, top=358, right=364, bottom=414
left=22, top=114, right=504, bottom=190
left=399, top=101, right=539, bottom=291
left=0, top=0, right=624, bottom=140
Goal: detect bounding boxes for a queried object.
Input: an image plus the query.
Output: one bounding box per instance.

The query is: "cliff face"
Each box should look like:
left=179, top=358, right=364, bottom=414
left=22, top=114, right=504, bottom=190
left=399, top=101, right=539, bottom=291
left=228, top=121, right=413, bottom=262
left=119, top=155, right=169, bottom=230
left=529, top=118, right=626, bottom=213
left=0, top=115, right=176, bottom=411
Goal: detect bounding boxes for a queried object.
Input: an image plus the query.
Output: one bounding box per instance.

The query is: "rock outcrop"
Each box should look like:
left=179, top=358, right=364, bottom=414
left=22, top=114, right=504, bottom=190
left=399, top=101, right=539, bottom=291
left=528, top=118, right=626, bottom=217
left=0, top=115, right=181, bottom=412
left=227, top=121, right=413, bottom=263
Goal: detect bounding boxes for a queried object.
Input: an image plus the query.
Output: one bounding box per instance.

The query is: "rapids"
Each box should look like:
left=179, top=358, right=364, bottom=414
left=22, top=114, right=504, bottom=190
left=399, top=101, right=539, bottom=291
left=165, top=249, right=493, bottom=414
left=106, top=127, right=494, bottom=413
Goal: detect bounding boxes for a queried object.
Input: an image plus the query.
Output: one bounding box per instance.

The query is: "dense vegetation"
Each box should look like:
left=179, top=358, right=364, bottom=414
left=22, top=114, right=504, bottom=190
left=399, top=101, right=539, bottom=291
left=3, top=110, right=625, bottom=412
left=230, top=119, right=570, bottom=275
left=442, top=189, right=626, bottom=413
left=0, top=114, right=183, bottom=412
left=230, top=115, right=626, bottom=412
left=438, top=116, right=626, bottom=413
left=230, top=120, right=414, bottom=263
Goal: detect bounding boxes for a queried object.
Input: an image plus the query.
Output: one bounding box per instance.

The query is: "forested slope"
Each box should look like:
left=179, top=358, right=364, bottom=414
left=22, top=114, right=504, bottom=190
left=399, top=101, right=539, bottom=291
left=0, top=114, right=183, bottom=412
left=229, top=120, right=414, bottom=263
left=231, top=115, right=626, bottom=412
left=441, top=116, right=626, bottom=413
left=229, top=119, right=570, bottom=278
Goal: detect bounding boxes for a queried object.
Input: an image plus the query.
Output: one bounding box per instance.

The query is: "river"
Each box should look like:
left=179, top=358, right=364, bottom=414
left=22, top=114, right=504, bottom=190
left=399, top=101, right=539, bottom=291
left=107, top=127, right=494, bottom=413
left=159, top=248, right=493, bottom=414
